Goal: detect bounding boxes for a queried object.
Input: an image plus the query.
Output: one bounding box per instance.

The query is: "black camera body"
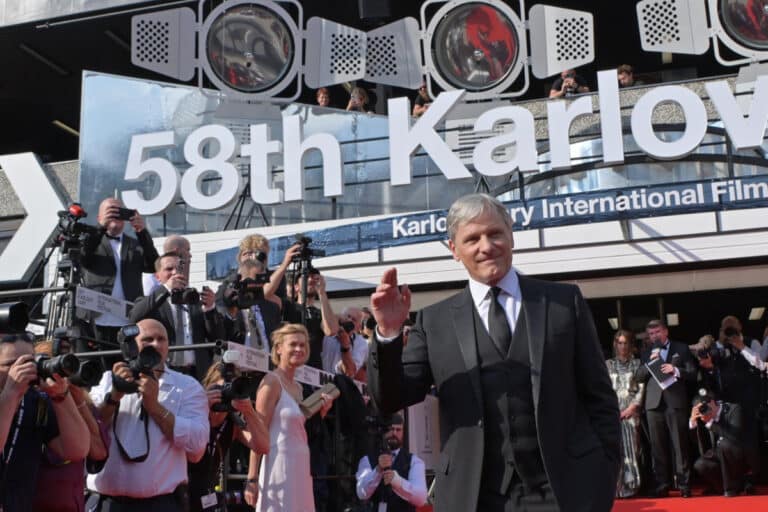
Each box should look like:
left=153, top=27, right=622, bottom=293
left=170, top=287, right=200, bottom=305
left=211, top=355, right=252, bottom=413
left=697, top=346, right=725, bottom=363
left=112, top=325, right=162, bottom=394
left=293, top=234, right=326, bottom=261
left=35, top=353, right=80, bottom=382
left=231, top=274, right=269, bottom=309
left=340, top=320, right=355, bottom=334
left=69, top=359, right=105, bottom=388
left=115, top=207, right=137, bottom=221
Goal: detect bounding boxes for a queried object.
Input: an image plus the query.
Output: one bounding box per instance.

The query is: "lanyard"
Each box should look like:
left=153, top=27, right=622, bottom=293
left=2, top=398, right=25, bottom=466
left=207, top=419, right=228, bottom=458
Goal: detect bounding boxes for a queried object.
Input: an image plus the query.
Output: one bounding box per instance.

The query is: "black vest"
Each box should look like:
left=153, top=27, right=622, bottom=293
left=473, top=304, right=547, bottom=495
left=366, top=449, right=415, bottom=512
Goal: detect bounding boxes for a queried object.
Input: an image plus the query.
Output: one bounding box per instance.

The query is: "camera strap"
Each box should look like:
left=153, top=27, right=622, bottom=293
left=207, top=419, right=228, bottom=458
left=112, top=402, right=151, bottom=463
left=0, top=397, right=25, bottom=505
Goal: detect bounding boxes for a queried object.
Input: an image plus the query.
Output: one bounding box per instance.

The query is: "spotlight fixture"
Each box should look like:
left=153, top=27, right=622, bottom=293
left=637, top=0, right=768, bottom=66
left=130, top=0, right=595, bottom=102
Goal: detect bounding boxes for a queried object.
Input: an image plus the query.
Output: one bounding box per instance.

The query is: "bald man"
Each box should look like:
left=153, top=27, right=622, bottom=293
left=77, top=198, right=159, bottom=349
left=87, top=319, right=208, bottom=511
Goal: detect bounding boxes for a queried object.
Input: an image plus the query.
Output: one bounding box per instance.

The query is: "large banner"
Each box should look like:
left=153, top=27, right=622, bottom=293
left=206, top=175, right=768, bottom=280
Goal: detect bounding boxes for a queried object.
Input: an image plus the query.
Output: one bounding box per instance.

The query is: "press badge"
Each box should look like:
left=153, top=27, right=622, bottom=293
left=201, top=492, right=218, bottom=509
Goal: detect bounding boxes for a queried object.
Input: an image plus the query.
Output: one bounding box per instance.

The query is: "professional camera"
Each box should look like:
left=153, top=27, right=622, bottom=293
left=55, top=203, right=99, bottom=252
left=34, top=353, right=80, bottom=382
left=293, top=234, right=326, bottom=262
left=228, top=273, right=269, bottom=309
left=170, top=257, right=200, bottom=305
left=112, top=324, right=162, bottom=394
left=340, top=320, right=355, bottom=334
left=69, top=359, right=105, bottom=388
left=694, top=388, right=715, bottom=416
left=696, top=346, right=725, bottom=363
left=0, top=301, right=29, bottom=333
left=211, top=350, right=251, bottom=413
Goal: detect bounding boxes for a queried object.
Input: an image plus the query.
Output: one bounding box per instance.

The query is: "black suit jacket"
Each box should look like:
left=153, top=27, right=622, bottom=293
left=368, top=275, right=620, bottom=512
left=636, top=341, right=697, bottom=410
left=129, top=286, right=225, bottom=380
left=77, top=229, right=159, bottom=322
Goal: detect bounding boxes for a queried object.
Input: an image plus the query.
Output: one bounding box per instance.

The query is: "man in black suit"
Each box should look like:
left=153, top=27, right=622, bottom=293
left=635, top=319, right=697, bottom=497
left=129, top=252, right=224, bottom=380
left=78, top=197, right=159, bottom=348
left=368, top=194, right=620, bottom=512
left=220, top=259, right=282, bottom=352
left=689, top=390, right=749, bottom=496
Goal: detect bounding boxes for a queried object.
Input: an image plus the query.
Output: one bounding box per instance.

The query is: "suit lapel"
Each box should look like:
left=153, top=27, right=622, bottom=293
left=450, top=287, right=484, bottom=409
left=519, top=275, right=546, bottom=408
left=101, top=235, right=117, bottom=272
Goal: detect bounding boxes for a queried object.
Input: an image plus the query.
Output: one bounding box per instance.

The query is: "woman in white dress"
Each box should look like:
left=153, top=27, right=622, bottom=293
left=246, top=323, right=335, bottom=511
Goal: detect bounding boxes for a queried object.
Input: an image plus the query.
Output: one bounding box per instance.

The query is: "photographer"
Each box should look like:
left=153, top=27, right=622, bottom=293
left=143, top=235, right=190, bottom=295
left=78, top=198, right=159, bottom=348
left=87, top=319, right=209, bottom=512
left=702, top=316, right=763, bottom=491
left=130, top=252, right=225, bottom=380
left=689, top=389, right=749, bottom=497
left=30, top=340, right=109, bottom=512
left=355, top=414, right=428, bottom=512
left=548, top=68, right=590, bottom=98
left=283, top=268, right=338, bottom=370
left=322, top=307, right=369, bottom=378
left=188, top=360, right=268, bottom=512
left=0, top=332, right=89, bottom=512
left=221, top=259, right=282, bottom=353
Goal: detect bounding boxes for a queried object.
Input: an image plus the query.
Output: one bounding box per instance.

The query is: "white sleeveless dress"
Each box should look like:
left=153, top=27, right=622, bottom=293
left=256, top=373, right=315, bottom=512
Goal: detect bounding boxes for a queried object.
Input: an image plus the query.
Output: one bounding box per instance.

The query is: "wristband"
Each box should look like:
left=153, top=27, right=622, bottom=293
left=246, top=478, right=259, bottom=484
left=340, top=346, right=350, bottom=353
left=105, top=392, right=120, bottom=406
left=50, top=387, right=70, bottom=403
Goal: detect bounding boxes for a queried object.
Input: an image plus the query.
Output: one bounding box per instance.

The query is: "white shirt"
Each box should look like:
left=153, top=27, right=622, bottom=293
left=170, top=303, right=195, bottom=366
left=142, top=273, right=160, bottom=296
left=241, top=305, right=269, bottom=353
left=87, top=366, right=209, bottom=497
left=96, top=234, right=129, bottom=326
left=322, top=332, right=368, bottom=375
left=356, top=448, right=428, bottom=510
left=467, top=269, right=522, bottom=335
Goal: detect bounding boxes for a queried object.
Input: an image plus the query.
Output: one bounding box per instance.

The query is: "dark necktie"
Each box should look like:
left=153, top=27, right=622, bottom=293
left=105, top=234, right=121, bottom=241
left=488, top=287, right=512, bottom=355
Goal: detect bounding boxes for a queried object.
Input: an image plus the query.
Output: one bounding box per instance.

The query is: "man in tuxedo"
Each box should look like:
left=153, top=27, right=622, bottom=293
left=78, top=198, right=159, bottom=348
left=129, top=252, right=224, bottom=380
left=635, top=319, right=697, bottom=497
left=368, top=193, right=620, bottom=512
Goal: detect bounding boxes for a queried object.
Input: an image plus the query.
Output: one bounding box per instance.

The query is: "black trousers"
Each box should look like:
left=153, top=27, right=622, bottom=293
left=693, top=439, right=748, bottom=493
left=647, top=406, right=691, bottom=488
left=86, top=493, right=181, bottom=512
left=477, top=480, right=558, bottom=512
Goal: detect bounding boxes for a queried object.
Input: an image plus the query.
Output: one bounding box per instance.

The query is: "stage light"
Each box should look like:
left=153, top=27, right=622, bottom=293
left=204, top=4, right=295, bottom=94
left=637, top=0, right=768, bottom=67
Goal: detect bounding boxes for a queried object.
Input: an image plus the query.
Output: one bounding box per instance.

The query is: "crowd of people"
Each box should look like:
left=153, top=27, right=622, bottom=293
left=608, top=316, right=767, bottom=499
left=2, top=193, right=767, bottom=512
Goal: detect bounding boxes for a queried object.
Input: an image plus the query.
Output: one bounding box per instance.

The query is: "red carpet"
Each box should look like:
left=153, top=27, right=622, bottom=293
left=612, top=487, right=768, bottom=512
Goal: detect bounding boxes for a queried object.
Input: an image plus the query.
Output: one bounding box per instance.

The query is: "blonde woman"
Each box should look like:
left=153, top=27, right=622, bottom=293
left=246, top=324, right=335, bottom=511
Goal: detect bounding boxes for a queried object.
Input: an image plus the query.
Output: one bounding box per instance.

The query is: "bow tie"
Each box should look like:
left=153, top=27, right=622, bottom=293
left=105, top=234, right=121, bottom=241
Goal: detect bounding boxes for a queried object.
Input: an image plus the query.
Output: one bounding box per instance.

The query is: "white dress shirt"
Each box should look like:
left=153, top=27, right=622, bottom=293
left=96, top=234, right=129, bottom=327
left=241, top=305, right=269, bottom=353
left=142, top=273, right=160, bottom=296
left=170, top=303, right=195, bottom=366
left=467, top=269, right=522, bottom=335
left=87, top=366, right=209, bottom=497
left=322, top=332, right=369, bottom=375
left=356, top=449, right=428, bottom=510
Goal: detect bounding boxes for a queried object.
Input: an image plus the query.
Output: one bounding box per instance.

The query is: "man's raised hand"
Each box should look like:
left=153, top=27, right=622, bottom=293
left=370, top=268, right=411, bottom=338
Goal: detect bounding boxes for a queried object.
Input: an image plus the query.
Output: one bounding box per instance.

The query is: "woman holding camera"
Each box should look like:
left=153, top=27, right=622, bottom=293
left=606, top=329, right=644, bottom=498
left=245, top=324, right=336, bottom=511
left=188, top=361, right=268, bottom=512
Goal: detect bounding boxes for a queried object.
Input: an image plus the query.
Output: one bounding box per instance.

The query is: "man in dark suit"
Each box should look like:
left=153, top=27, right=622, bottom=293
left=78, top=197, right=159, bottom=348
left=635, top=319, right=697, bottom=497
left=220, top=259, right=282, bottom=352
left=368, top=194, right=620, bottom=512
left=129, top=252, right=224, bottom=380
left=689, top=390, right=749, bottom=496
